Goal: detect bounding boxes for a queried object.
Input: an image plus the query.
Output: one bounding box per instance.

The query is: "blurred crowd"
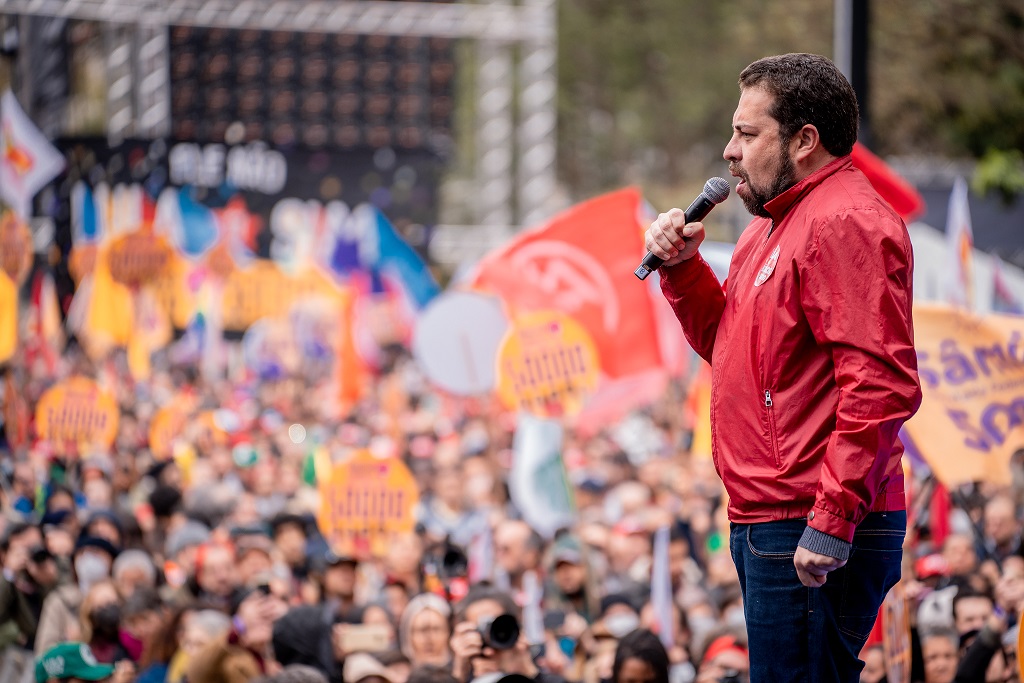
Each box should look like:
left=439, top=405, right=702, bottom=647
left=0, top=346, right=1023, bottom=683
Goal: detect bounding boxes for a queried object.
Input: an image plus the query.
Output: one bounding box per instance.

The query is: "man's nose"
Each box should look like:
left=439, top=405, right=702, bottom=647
left=723, top=135, right=740, bottom=162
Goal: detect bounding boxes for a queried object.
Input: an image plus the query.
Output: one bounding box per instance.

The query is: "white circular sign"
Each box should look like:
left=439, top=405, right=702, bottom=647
left=412, top=291, right=508, bottom=395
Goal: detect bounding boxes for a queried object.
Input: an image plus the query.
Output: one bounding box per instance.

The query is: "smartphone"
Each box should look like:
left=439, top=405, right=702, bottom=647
left=339, top=624, right=392, bottom=653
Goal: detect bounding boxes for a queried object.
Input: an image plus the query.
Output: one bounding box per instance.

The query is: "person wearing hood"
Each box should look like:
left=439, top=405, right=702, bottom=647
left=400, top=593, right=452, bottom=669
left=35, top=536, right=120, bottom=656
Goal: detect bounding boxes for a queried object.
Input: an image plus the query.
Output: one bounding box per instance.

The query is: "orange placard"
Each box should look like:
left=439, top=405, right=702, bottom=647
left=220, top=260, right=342, bottom=332
left=148, top=405, right=189, bottom=461
left=317, top=451, right=419, bottom=558
left=107, top=229, right=174, bottom=287
left=496, top=310, right=600, bottom=418
left=471, top=188, right=664, bottom=379
left=882, top=583, right=911, bottom=683
left=0, top=210, right=33, bottom=285
left=35, top=377, right=119, bottom=452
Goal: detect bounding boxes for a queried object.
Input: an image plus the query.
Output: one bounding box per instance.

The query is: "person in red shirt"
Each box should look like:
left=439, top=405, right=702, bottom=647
left=644, top=53, right=922, bottom=681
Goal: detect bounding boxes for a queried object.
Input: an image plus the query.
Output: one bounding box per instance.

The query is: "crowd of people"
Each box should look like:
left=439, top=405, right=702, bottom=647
left=0, top=342, right=1022, bottom=683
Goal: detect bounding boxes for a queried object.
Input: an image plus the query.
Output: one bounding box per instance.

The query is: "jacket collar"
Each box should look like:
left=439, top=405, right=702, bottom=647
left=763, top=155, right=852, bottom=224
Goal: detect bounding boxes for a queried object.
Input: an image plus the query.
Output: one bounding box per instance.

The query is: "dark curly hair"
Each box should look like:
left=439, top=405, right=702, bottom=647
left=739, top=53, right=859, bottom=157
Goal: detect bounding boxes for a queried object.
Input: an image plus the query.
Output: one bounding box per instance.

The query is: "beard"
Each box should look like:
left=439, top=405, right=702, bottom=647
left=732, top=142, right=798, bottom=218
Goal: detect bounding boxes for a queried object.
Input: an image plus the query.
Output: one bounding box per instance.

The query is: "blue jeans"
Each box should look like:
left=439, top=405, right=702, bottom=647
left=729, top=511, right=905, bottom=683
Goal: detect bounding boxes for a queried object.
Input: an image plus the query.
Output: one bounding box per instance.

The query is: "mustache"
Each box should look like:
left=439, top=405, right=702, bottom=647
left=729, top=163, right=747, bottom=181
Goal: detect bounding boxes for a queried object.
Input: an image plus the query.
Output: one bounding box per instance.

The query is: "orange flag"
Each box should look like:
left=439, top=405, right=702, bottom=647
left=337, top=287, right=367, bottom=412
left=471, top=188, right=664, bottom=379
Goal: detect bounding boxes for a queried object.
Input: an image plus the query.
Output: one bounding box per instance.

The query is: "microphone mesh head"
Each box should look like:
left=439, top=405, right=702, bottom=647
left=703, top=177, right=731, bottom=204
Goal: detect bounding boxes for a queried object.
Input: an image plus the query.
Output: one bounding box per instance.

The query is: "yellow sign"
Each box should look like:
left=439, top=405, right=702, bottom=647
left=882, top=583, right=911, bottom=683
left=107, top=229, right=174, bottom=287
left=318, top=451, right=419, bottom=558
left=221, top=260, right=342, bottom=332
left=35, top=377, right=119, bottom=452
left=149, top=405, right=189, bottom=461
left=496, top=310, right=600, bottom=417
left=0, top=211, right=32, bottom=285
left=903, top=305, right=1024, bottom=487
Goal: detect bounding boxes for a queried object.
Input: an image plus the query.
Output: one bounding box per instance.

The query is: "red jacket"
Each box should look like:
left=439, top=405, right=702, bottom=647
left=661, top=156, right=922, bottom=543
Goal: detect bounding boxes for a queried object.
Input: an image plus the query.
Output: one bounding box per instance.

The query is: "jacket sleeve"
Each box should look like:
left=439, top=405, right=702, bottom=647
left=658, top=253, right=727, bottom=364
left=799, top=207, right=923, bottom=543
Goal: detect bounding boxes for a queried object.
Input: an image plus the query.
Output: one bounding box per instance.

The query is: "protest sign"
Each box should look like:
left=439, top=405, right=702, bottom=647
left=496, top=311, right=599, bottom=418
left=318, top=450, right=419, bottom=558
left=35, top=377, right=119, bottom=452
left=904, top=305, right=1024, bottom=486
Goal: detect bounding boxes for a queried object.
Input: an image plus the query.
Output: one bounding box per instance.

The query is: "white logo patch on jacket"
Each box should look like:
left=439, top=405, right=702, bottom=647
left=754, top=245, right=780, bottom=287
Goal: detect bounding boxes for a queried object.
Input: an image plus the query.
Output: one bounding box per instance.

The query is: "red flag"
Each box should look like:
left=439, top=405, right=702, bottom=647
left=850, top=143, right=926, bottom=222
left=470, top=188, right=664, bottom=379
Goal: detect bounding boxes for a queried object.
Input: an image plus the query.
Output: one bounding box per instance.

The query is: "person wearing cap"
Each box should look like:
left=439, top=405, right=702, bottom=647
left=81, top=512, right=124, bottom=551
left=694, top=633, right=748, bottom=683
left=344, top=652, right=400, bottom=683
left=271, top=512, right=312, bottom=583
left=34, top=642, right=134, bottom=683
left=163, top=519, right=211, bottom=594
left=317, top=550, right=359, bottom=615
left=544, top=536, right=598, bottom=625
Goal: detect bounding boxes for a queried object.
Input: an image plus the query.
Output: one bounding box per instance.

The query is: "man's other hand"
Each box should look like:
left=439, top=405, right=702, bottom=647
left=794, top=547, right=847, bottom=588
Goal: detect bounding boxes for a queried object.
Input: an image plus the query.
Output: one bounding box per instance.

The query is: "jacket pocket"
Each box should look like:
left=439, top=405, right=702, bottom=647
left=764, top=389, right=781, bottom=469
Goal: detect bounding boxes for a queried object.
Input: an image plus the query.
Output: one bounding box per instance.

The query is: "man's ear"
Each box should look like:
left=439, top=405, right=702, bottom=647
left=790, top=124, right=821, bottom=164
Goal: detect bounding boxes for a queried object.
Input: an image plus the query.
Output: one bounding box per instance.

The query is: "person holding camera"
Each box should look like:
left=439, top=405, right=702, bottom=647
left=0, top=521, right=60, bottom=650
left=449, top=585, right=567, bottom=683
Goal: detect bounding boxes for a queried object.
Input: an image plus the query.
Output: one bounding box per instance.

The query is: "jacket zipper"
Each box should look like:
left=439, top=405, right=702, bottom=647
left=764, top=390, right=781, bottom=469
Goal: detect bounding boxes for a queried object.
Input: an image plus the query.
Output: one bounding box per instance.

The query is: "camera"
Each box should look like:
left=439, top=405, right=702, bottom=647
left=29, top=546, right=53, bottom=564
left=477, top=614, right=520, bottom=651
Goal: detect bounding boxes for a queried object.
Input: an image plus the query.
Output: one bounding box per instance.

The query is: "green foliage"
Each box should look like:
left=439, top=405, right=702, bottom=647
left=557, top=0, right=1024, bottom=204
left=972, top=148, right=1024, bottom=205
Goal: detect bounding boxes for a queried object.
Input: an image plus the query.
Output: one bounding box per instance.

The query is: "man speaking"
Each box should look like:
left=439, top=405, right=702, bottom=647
left=644, top=53, right=922, bottom=681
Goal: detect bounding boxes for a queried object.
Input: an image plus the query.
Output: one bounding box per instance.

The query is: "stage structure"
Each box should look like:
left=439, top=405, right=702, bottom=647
left=0, top=0, right=558, bottom=228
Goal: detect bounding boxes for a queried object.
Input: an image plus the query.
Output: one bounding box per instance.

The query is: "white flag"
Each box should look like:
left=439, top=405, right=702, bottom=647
left=945, top=176, right=974, bottom=309
left=651, top=525, right=674, bottom=649
left=509, top=412, right=575, bottom=539
left=0, top=90, right=65, bottom=219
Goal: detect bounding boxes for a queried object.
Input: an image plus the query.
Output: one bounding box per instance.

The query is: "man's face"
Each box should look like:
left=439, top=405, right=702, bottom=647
left=553, top=561, right=585, bottom=595
left=922, top=636, right=957, bottom=683
left=494, top=526, right=527, bottom=576
left=323, top=562, right=357, bottom=600
left=984, top=500, right=1019, bottom=546
left=723, top=85, right=797, bottom=218
left=943, top=535, right=978, bottom=576
left=955, top=596, right=993, bottom=635
left=5, top=527, right=43, bottom=573
left=198, top=546, right=237, bottom=598
left=274, top=524, right=307, bottom=566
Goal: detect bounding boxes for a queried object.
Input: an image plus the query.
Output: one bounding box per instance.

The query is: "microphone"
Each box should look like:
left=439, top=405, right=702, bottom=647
left=634, top=177, right=731, bottom=280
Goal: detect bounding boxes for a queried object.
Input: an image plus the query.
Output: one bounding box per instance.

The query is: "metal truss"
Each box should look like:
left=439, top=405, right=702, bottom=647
left=0, top=0, right=560, bottom=228
left=0, top=0, right=552, bottom=42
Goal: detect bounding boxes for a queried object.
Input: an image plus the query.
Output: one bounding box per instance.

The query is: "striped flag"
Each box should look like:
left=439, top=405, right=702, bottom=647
left=650, top=525, right=674, bottom=649
left=945, top=177, right=974, bottom=309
